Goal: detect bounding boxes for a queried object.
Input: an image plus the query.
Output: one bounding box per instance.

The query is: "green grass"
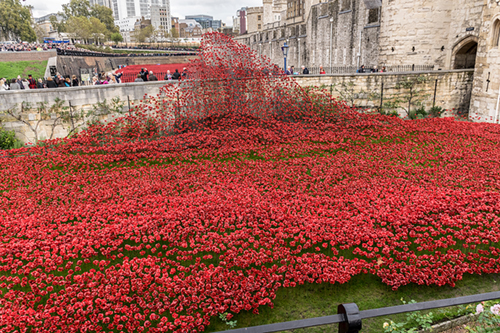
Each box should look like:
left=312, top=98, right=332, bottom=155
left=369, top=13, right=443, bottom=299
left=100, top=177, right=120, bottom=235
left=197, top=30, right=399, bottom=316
left=0, top=60, right=48, bottom=80
left=206, top=273, right=500, bottom=332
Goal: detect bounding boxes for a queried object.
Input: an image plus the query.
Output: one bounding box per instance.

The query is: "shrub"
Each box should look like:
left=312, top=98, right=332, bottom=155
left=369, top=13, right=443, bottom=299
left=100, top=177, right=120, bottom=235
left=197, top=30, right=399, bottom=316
left=0, top=127, right=22, bottom=150
left=429, top=106, right=444, bottom=118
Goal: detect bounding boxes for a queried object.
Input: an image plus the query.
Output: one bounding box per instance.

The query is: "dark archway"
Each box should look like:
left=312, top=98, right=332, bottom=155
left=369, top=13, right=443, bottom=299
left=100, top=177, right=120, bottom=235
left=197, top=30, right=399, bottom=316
left=453, top=40, right=477, bottom=69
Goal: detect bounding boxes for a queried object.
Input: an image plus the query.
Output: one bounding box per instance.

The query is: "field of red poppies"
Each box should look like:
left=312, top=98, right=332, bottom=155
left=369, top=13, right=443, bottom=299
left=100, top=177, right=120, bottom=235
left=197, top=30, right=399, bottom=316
left=117, top=64, right=190, bottom=82
left=2, top=33, right=500, bottom=332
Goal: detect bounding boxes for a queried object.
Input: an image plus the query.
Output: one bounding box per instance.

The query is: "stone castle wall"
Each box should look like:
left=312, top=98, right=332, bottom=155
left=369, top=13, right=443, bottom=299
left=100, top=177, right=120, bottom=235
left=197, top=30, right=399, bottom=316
left=469, top=1, right=500, bottom=122
left=0, top=70, right=473, bottom=143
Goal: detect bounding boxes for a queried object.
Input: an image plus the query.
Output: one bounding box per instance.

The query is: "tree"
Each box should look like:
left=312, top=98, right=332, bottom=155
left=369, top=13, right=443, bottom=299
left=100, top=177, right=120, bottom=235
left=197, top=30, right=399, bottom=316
left=49, top=15, right=65, bottom=34
left=62, top=0, right=91, bottom=20
left=91, top=5, right=118, bottom=34
left=110, top=32, right=123, bottom=45
left=89, top=17, right=107, bottom=44
left=171, top=27, right=179, bottom=39
left=133, top=24, right=154, bottom=43
left=34, top=25, right=46, bottom=43
left=0, top=0, right=36, bottom=42
left=66, top=16, right=91, bottom=43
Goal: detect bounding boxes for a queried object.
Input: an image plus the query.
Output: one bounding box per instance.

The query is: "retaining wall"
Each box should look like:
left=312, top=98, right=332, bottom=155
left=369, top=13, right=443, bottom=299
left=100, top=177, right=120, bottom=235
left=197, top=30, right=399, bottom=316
left=0, top=50, right=57, bottom=63
left=0, top=70, right=474, bottom=143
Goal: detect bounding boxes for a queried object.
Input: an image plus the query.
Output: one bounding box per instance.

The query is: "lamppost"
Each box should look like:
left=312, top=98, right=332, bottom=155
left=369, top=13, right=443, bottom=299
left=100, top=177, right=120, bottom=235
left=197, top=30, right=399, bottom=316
left=297, top=38, right=301, bottom=70
left=259, top=42, right=262, bottom=57
left=330, top=17, right=334, bottom=71
left=281, top=42, right=289, bottom=73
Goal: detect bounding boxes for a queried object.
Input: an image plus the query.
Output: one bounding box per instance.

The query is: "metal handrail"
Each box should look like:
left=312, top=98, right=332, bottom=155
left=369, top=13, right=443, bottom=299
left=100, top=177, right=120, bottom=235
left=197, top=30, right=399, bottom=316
left=217, top=291, right=500, bottom=333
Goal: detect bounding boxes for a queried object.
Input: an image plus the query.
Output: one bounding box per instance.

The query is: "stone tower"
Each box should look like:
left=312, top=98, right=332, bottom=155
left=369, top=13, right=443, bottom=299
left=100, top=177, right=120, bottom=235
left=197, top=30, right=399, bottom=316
left=469, top=0, right=500, bottom=121
left=263, top=0, right=273, bottom=25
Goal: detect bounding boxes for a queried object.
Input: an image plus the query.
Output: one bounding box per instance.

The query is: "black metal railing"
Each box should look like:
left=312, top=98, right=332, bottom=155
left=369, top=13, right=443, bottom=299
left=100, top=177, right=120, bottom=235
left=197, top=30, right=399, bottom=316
left=216, top=291, right=500, bottom=333
left=56, top=49, right=198, bottom=58
left=305, top=64, right=435, bottom=75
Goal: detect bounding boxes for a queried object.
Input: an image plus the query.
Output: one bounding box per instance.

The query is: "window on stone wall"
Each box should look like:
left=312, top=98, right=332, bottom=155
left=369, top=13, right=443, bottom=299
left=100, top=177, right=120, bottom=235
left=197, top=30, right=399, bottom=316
left=341, top=0, right=351, bottom=11
left=493, top=19, right=500, bottom=47
left=368, top=8, right=380, bottom=24
left=258, top=15, right=261, bottom=21
left=258, top=24, right=262, bottom=30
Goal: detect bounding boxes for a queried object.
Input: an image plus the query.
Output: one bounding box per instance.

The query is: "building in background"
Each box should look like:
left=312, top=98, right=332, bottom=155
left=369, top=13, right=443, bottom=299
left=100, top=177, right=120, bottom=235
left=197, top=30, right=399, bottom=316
left=114, top=16, right=141, bottom=43
left=89, top=0, right=112, bottom=8
left=111, top=0, right=170, bottom=21
left=34, top=14, right=64, bottom=38
left=246, top=7, right=264, bottom=34
left=185, top=15, right=222, bottom=31
left=150, top=4, right=172, bottom=34
left=179, top=19, right=203, bottom=38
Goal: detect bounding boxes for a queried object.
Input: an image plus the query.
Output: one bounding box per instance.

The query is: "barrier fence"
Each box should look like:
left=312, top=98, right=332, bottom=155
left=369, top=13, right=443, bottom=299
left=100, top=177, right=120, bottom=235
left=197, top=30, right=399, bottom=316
left=307, top=64, right=435, bottom=75
left=215, top=291, right=500, bottom=333
left=56, top=49, right=198, bottom=58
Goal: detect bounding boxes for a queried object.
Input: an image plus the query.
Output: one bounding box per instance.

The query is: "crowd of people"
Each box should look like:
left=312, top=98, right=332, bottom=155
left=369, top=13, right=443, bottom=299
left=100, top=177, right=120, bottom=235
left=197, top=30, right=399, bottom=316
left=0, top=42, right=77, bottom=52
left=0, top=66, right=191, bottom=91
left=284, top=65, right=388, bottom=75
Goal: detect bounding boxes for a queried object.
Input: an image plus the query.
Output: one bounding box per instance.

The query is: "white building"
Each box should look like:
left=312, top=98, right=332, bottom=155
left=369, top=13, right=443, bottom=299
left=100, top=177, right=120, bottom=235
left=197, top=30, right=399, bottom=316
left=150, top=4, right=171, bottom=34
left=89, top=0, right=112, bottom=8
left=114, top=16, right=141, bottom=43
left=111, top=0, right=170, bottom=21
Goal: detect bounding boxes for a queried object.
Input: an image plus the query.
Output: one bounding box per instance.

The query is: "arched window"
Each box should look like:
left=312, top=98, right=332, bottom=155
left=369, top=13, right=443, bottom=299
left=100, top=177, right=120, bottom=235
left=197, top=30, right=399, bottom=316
left=493, top=19, right=500, bottom=47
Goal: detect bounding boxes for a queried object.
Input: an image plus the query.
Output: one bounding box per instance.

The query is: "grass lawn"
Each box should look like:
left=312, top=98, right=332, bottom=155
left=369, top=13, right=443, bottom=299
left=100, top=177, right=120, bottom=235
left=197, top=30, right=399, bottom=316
left=0, top=60, right=47, bottom=80
left=206, top=273, right=500, bottom=332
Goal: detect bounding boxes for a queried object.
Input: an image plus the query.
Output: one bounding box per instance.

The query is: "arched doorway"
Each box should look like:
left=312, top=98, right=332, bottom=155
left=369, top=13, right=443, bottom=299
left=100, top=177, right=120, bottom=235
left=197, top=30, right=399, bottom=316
left=453, top=40, right=478, bottom=69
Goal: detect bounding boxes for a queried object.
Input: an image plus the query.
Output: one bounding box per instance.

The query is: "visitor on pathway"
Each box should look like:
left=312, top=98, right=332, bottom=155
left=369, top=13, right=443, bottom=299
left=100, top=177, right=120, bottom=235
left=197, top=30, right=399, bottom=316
left=172, top=69, right=181, bottom=80
left=72, top=75, right=79, bottom=87
left=27, top=75, right=37, bottom=89
left=291, top=66, right=296, bottom=75
left=0, top=79, right=8, bottom=91
left=149, top=71, right=158, bottom=81
left=301, top=66, right=309, bottom=74
left=16, top=76, right=24, bottom=90
left=10, top=78, right=20, bottom=90
left=181, top=68, right=188, bottom=80
left=164, top=70, right=172, bottom=81
left=113, top=72, right=123, bottom=83
left=380, top=66, right=387, bottom=72
left=357, top=65, right=366, bottom=73
left=319, top=66, right=326, bottom=74
left=21, top=79, right=29, bottom=90
left=135, top=74, right=144, bottom=82
left=140, top=68, right=149, bottom=81
left=37, top=78, right=45, bottom=89
left=92, top=76, right=100, bottom=85
left=64, top=78, right=71, bottom=87
left=55, top=74, right=65, bottom=87
left=46, top=77, right=57, bottom=88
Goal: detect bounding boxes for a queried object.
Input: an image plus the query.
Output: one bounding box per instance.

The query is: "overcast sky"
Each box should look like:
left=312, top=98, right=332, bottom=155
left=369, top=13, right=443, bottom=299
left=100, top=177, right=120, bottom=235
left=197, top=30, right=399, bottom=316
left=24, top=0, right=263, bottom=26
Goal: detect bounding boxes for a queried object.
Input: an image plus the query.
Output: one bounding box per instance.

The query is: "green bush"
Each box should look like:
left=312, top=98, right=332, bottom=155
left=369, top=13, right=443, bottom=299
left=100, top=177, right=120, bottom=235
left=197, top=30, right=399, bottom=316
left=429, top=106, right=444, bottom=118
left=0, top=127, right=22, bottom=150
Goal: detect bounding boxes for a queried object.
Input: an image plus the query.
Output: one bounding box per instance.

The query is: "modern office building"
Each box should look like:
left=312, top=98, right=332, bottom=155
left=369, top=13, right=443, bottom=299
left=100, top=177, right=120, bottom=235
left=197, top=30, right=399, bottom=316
left=111, top=0, right=170, bottom=21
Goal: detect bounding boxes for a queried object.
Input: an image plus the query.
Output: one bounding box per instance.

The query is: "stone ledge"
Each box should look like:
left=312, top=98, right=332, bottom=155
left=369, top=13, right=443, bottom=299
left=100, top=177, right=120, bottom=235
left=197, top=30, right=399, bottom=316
left=418, top=313, right=479, bottom=333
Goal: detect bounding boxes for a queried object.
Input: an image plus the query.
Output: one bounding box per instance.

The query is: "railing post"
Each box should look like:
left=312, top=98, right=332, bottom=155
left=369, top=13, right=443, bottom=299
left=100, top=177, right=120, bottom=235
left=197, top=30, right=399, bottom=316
left=338, top=303, right=362, bottom=333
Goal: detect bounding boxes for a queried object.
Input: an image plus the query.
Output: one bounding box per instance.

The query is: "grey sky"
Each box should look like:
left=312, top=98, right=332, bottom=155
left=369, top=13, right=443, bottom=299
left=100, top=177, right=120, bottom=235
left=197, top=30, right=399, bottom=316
left=24, top=0, right=262, bottom=27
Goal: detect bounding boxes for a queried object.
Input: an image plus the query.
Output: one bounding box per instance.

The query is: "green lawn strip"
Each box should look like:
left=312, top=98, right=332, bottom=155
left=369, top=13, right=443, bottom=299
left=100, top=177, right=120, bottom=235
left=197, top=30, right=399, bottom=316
left=205, top=273, right=500, bottom=333
left=0, top=60, right=48, bottom=80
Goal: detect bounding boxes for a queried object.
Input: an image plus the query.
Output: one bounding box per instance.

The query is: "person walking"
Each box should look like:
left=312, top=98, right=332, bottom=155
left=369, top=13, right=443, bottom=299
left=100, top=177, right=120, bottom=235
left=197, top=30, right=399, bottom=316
left=148, top=71, right=158, bottom=81
left=64, top=78, right=71, bottom=87
left=172, top=69, right=181, bottom=80
left=92, top=76, right=101, bottom=85
left=319, top=66, right=326, bottom=74
left=181, top=68, right=188, bottom=80
left=301, top=66, right=309, bottom=74
left=27, top=75, right=37, bottom=89
left=356, top=65, right=366, bottom=73
left=46, top=76, right=57, bottom=88
left=55, top=74, right=65, bottom=87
